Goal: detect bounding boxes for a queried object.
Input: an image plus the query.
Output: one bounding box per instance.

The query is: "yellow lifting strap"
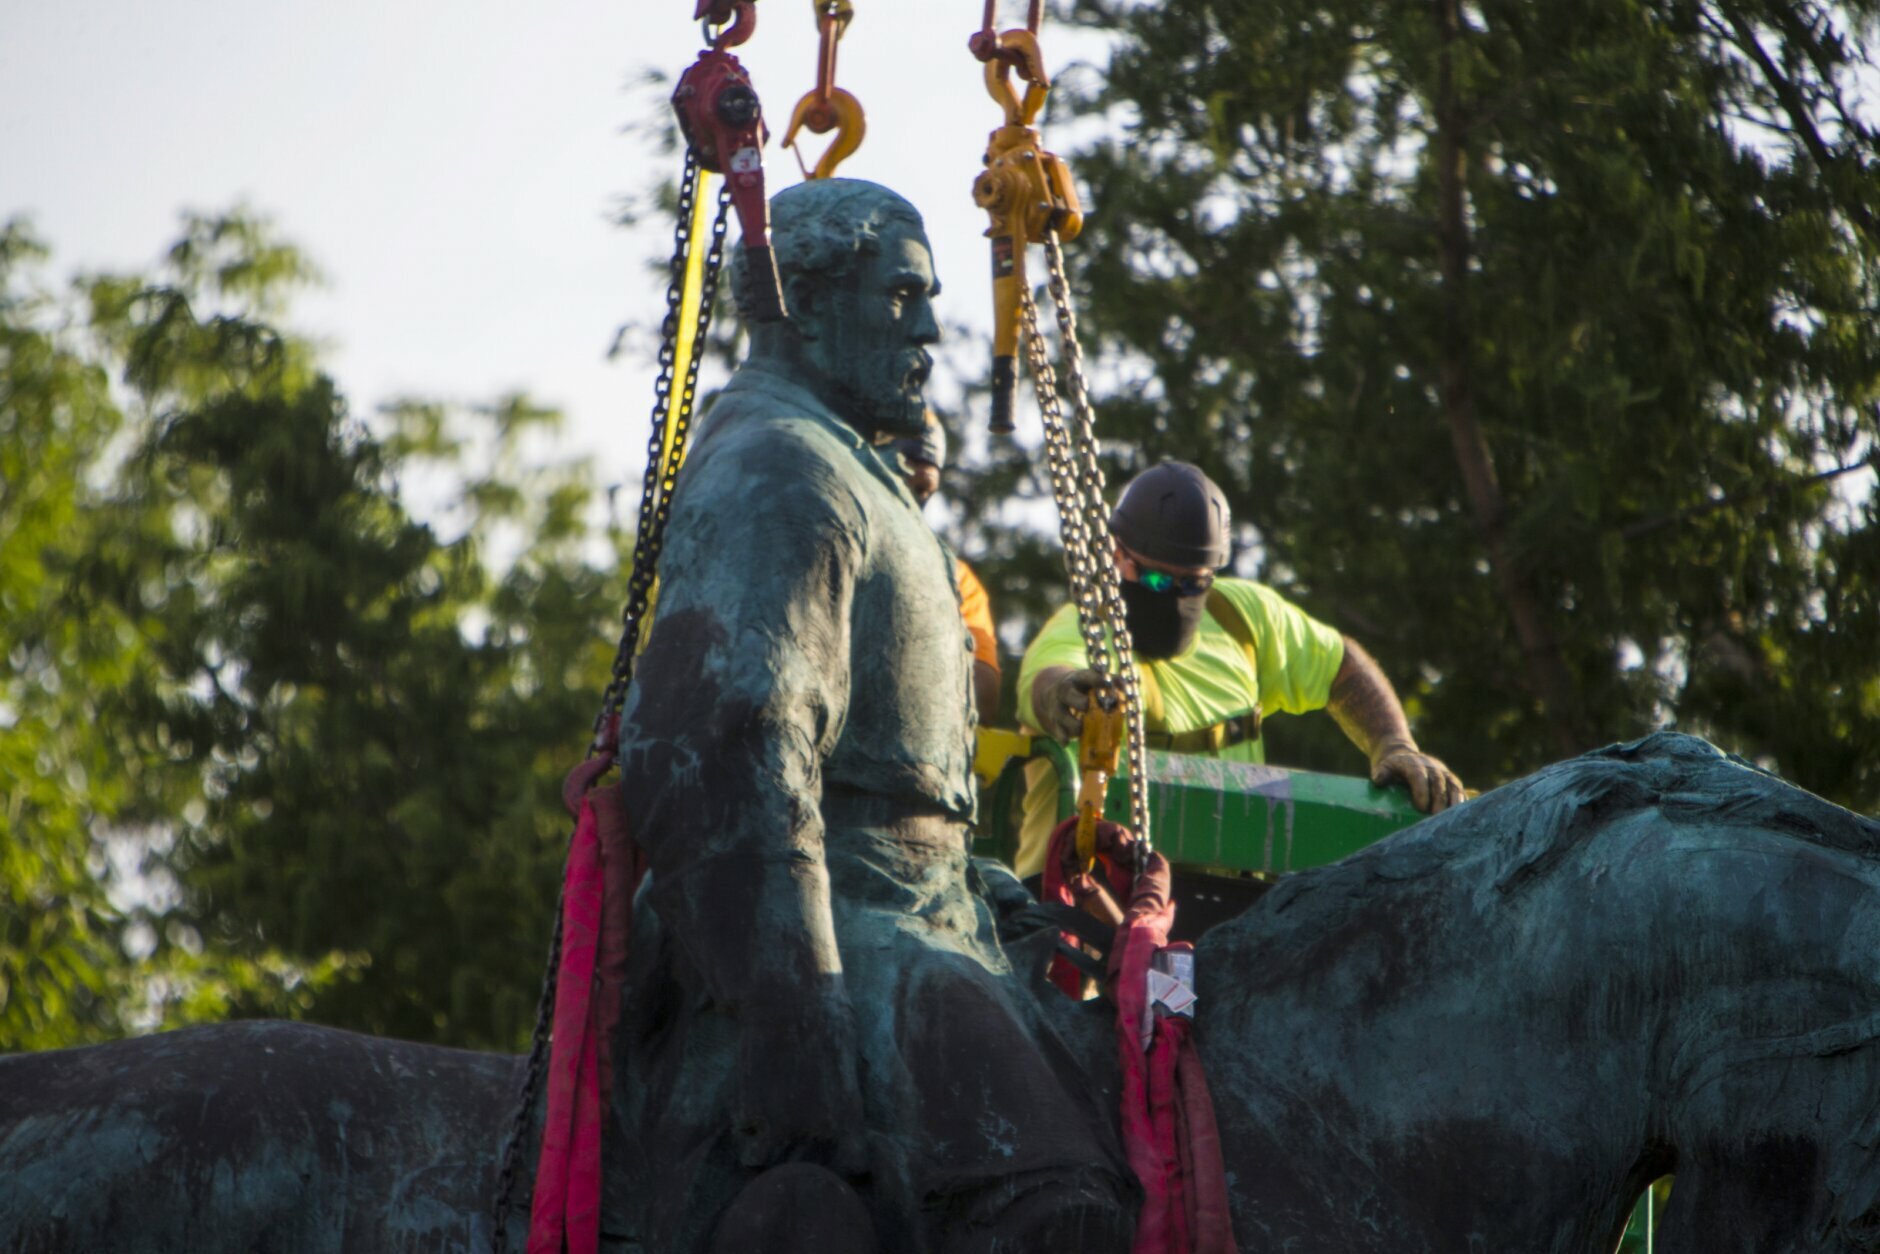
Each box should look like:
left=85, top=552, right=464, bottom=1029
left=666, top=167, right=718, bottom=476
left=636, top=166, right=719, bottom=655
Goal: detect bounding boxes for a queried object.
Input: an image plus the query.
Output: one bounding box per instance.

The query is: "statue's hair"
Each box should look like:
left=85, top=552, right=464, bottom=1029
left=727, top=179, right=925, bottom=322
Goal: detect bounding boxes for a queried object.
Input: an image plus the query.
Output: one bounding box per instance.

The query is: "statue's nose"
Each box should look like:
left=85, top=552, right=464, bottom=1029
left=910, top=299, right=941, bottom=346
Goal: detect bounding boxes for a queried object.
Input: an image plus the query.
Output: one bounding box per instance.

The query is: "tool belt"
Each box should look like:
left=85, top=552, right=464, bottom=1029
left=1142, top=707, right=1261, bottom=754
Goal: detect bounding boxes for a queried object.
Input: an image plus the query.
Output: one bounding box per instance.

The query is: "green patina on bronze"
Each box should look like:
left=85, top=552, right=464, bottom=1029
left=609, top=178, right=1134, bottom=1252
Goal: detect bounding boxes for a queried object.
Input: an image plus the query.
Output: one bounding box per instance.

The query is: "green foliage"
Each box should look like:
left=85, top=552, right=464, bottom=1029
left=1, top=213, right=624, bottom=1050
left=961, top=0, right=1880, bottom=804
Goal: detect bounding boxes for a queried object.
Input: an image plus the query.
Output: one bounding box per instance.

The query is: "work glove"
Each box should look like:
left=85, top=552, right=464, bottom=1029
left=1370, top=740, right=1467, bottom=814
left=1035, top=668, right=1102, bottom=742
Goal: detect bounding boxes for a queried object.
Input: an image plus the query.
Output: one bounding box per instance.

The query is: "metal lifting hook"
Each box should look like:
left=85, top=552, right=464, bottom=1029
left=782, top=87, right=866, bottom=180
left=693, top=0, right=757, bottom=48
left=970, top=25, right=1081, bottom=434
left=782, top=0, right=866, bottom=180
left=981, top=29, right=1050, bottom=126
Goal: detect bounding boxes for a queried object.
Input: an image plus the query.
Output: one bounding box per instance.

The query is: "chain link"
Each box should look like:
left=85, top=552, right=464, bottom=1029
left=488, top=153, right=731, bottom=1254
left=1042, top=232, right=1149, bottom=841
left=596, top=154, right=733, bottom=744
left=1019, top=232, right=1151, bottom=846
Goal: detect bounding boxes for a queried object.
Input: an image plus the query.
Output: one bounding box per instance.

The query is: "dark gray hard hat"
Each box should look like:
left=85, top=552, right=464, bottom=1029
left=1110, top=461, right=1232, bottom=569
left=888, top=413, right=947, bottom=472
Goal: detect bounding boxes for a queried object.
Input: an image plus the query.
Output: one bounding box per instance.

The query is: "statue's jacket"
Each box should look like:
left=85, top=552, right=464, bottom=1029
left=614, top=367, right=1127, bottom=1248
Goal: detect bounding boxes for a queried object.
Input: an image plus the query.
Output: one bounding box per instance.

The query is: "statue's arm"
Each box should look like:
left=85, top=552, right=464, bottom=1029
left=1326, top=636, right=1465, bottom=813
left=617, top=442, right=866, bottom=1167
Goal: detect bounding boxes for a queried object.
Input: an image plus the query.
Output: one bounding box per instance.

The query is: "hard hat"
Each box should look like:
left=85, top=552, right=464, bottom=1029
left=1110, top=461, right=1231, bottom=570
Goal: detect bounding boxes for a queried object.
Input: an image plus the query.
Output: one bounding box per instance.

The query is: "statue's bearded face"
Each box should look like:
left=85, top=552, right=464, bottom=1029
left=803, top=222, right=941, bottom=441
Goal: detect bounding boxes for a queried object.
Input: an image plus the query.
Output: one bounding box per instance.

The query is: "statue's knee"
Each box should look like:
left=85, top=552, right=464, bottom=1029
left=709, top=1164, right=879, bottom=1254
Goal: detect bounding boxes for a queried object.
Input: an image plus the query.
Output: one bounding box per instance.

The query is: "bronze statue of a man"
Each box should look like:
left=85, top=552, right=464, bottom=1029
left=612, top=179, right=1133, bottom=1252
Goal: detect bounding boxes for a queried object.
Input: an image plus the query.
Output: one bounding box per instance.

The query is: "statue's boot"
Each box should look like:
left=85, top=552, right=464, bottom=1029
left=708, top=1164, right=879, bottom=1254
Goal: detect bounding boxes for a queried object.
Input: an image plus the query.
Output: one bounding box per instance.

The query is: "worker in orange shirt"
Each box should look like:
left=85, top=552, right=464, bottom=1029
left=890, top=416, right=1002, bottom=718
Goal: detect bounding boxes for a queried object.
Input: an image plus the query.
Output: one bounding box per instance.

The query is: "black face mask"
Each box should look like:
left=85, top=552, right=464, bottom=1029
left=1121, top=579, right=1208, bottom=659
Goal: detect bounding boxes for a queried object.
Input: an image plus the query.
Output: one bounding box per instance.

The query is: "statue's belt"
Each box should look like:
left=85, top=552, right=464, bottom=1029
left=1142, top=708, right=1262, bottom=754
left=821, top=785, right=966, bottom=849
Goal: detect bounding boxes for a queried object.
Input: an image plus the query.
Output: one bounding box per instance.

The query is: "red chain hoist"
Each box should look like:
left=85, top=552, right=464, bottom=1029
left=673, top=0, right=786, bottom=320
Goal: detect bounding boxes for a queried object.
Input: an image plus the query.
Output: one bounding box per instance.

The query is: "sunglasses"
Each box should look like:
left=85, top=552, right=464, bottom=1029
left=1136, top=569, right=1215, bottom=597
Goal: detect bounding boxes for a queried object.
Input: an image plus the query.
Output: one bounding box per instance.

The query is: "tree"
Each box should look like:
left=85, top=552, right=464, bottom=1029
left=989, top=0, right=1880, bottom=804
left=0, top=215, right=355, bottom=1047
left=2, top=213, right=627, bottom=1050
left=0, top=221, right=143, bottom=1047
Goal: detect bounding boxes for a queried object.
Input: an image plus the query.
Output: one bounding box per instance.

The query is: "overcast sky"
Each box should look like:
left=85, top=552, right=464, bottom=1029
left=2, top=0, right=1109, bottom=498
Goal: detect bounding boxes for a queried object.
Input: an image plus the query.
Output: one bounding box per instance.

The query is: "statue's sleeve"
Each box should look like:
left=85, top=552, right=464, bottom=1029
left=616, top=433, right=865, bottom=1019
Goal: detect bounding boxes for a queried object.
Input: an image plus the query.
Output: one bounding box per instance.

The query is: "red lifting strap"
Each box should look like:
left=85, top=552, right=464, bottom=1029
left=529, top=743, right=646, bottom=1254
left=1041, top=818, right=1239, bottom=1254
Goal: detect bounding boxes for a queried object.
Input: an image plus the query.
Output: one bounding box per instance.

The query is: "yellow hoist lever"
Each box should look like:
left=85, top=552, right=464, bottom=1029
left=1074, top=692, right=1125, bottom=871
left=970, top=27, right=1082, bottom=435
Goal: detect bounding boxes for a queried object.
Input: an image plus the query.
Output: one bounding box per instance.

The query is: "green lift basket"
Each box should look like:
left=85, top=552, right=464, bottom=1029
left=972, top=730, right=1424, bottom=875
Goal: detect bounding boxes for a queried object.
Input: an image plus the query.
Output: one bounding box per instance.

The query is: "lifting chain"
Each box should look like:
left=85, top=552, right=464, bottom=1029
left=1020, top=231, right=1151, bottom=849
left=599, top=157, right=733, bottom=741
left=969, top=2, right=1146, bottom=853
left=487, top=151, right=732, bottom=1254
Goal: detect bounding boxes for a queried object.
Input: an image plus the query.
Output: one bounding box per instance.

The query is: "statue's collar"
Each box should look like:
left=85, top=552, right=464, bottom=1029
left=719, top=365, right=924, bottom=511
left=719, top=366, right=865, bottom=449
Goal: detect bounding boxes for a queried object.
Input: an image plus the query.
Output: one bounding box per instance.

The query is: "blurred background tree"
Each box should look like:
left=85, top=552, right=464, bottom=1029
left=937, top=0, right=1880, bottom=803
left=1, top=212, right=620, bottom=1050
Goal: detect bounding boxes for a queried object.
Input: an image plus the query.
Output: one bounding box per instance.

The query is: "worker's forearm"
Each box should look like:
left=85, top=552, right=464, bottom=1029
left=1326, top=637, right=1417, bottom=764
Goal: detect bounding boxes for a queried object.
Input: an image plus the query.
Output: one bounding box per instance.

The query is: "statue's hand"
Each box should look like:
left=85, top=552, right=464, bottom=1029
left=731, top=980, right=867, bottom=1174
left=1370, top=742, right=1466, bottom=814
left=970, top=857, right=1035, bottom=928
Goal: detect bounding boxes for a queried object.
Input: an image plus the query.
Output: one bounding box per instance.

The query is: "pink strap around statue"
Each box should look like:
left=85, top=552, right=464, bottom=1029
left=529, top=746, right=645, bottom=1254
left=527, top=790, right=605, bottom=1254
left=1041, top=817, right=1239, bottom=1254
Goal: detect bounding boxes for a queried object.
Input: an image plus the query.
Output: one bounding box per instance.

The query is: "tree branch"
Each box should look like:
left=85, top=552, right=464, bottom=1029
left=1432, top=0, right=1591, bottom=758
left=1711, top=0, right=1880, bottom=247
left=1620, top=453, right=1877, bottom=540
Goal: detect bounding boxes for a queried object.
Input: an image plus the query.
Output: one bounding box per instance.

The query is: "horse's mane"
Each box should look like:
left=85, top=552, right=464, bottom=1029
left=1479, top=732, right=1880, bottom=891
left=1259, top=732, right=1880, bottom=921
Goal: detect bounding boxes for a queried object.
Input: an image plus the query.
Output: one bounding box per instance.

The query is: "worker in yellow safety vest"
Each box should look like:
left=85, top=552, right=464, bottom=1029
left=890, top=415, right=1003, bottom=718
left=1014, top=460, right=1464, bottom=878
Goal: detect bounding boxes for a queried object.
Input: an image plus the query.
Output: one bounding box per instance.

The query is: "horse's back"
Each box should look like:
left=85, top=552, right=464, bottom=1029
left=0, top=1019, right=520, bottom=1253
left=1192, top=732, right=1880, bottom=1251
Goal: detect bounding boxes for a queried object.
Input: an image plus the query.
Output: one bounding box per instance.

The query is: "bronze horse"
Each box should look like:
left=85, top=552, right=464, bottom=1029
left=4, top=733, right=1878, bottom=1251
